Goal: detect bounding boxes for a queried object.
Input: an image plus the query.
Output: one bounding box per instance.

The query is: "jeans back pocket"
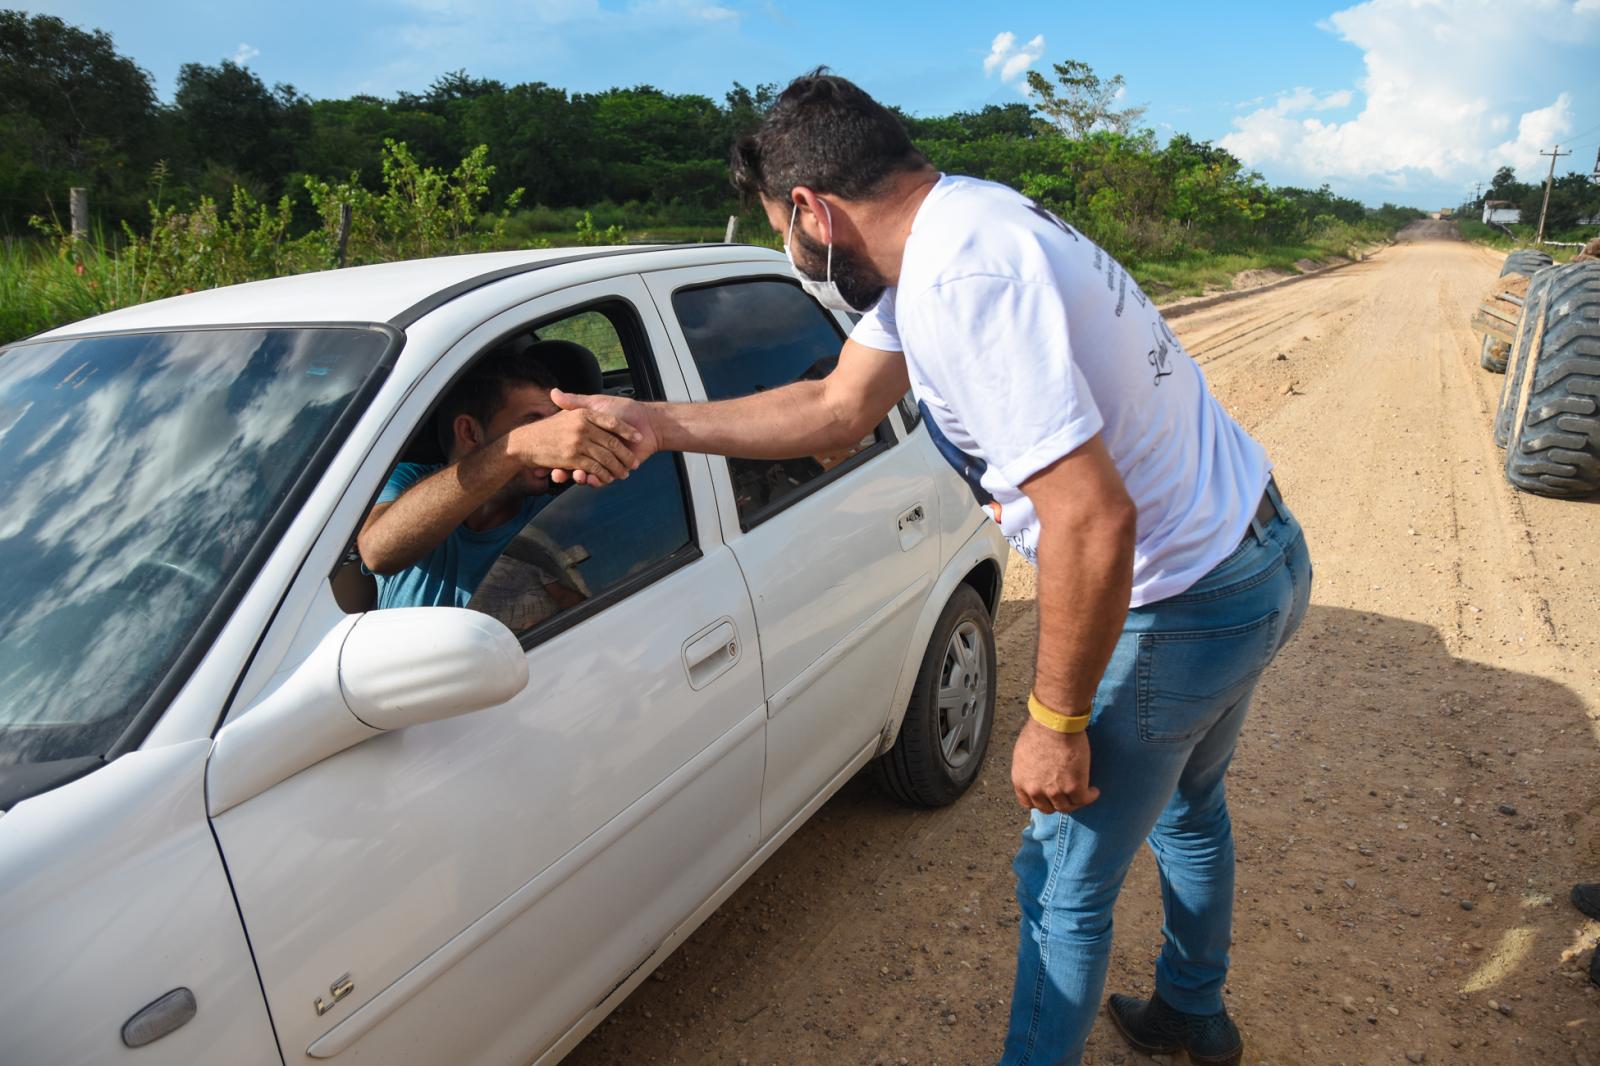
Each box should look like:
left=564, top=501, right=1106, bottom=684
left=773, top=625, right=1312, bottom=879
left=1135, top=610, right=1280, bottom=744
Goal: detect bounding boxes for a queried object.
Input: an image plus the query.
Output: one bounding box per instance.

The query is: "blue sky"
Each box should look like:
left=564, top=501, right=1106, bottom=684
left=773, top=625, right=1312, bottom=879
left=24, top=0, right=1600, bottom=209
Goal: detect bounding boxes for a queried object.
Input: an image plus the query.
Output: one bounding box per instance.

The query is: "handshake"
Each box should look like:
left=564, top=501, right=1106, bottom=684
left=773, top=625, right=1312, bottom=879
left=508, top=390, right=659, bottom=487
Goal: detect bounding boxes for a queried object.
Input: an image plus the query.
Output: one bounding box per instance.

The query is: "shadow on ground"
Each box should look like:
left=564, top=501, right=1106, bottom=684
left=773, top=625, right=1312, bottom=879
left=566, top=604, right=1600, bottom=1066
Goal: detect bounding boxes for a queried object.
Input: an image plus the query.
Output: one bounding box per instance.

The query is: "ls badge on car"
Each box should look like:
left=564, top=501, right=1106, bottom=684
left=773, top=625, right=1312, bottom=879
left=314, top=973, right=354, bottom=1016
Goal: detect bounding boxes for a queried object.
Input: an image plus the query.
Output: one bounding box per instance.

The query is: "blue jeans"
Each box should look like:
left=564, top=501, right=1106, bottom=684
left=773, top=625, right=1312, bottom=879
left=999, top=490, right=1312, bottom=1066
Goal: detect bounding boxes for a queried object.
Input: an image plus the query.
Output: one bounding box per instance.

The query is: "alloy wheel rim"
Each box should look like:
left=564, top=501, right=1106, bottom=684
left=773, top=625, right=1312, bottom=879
left=936, top=619, right=987, bottom=772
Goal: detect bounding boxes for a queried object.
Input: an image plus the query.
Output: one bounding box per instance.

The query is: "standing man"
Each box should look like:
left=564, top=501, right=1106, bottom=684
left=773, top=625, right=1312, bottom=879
left=554, top=71, right=1311, bottom=1066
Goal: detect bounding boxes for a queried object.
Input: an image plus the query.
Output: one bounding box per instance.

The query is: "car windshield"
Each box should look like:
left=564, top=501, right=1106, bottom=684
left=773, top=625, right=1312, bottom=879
left=0, top=327, right=390, bottom=774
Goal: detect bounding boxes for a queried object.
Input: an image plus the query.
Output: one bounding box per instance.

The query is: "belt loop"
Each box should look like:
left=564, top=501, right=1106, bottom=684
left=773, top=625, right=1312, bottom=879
left=1249, top=515, right=1267, bottom=544
left=1265, top=476, right=1287, bottom=521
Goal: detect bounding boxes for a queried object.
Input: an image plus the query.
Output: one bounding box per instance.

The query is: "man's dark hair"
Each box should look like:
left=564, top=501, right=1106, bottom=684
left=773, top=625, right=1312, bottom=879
left=435, top=345, right=559, bottom=455
left=730, top=68, right=927, bottom=205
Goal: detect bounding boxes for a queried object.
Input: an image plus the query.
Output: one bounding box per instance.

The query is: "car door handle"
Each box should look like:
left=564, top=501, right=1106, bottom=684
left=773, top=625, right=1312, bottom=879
left=683, top=618, right=740, bottom=690
left=897, top=503, right=929, bottom=552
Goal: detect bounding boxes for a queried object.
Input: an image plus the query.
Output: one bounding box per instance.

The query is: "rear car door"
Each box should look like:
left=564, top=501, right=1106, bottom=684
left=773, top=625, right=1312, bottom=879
left=643, top=265, right=940, bottom=834
left=209, top=278, right=766, bottom=1064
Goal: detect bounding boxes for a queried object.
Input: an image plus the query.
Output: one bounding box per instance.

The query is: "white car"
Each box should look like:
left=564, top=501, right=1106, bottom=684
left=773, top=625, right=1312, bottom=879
left=0, top=244, right=1007, bottom=1065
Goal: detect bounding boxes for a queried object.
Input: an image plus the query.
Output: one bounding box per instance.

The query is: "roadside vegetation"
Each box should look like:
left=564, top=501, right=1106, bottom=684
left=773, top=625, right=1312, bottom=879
left=1456, top=219, right=1592, bottom=264
left=2, top=11, right=1426, bottom=343
left=1453, top=163, right=1600, bottom=262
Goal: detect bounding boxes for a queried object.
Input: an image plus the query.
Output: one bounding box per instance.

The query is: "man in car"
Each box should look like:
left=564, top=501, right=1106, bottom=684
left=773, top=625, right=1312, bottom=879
left=551, top=71, right=1311, bottom=1066
left=358, top=346, right=639, bottom=611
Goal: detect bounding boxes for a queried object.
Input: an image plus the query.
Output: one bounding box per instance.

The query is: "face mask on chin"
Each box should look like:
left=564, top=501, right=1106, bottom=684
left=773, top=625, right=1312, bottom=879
left=785, top=199, right=885, bottom=314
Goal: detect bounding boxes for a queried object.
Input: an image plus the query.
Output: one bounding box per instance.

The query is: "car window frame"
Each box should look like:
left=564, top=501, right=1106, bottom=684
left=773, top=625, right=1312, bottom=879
left=340, top=295, right=702, bottom=653
left=495, top=298, right=703, bottom=649
left=664, top=274, right=898, bottom=534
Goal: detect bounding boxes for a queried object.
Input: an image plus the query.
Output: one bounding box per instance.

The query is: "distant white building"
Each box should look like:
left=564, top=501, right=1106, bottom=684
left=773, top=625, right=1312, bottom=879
left=1483, top=200, right=1522, bottom=225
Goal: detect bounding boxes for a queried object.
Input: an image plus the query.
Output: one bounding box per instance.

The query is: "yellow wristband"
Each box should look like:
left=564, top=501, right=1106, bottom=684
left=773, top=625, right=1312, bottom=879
left=1028, top=691, right=1092, bottom=734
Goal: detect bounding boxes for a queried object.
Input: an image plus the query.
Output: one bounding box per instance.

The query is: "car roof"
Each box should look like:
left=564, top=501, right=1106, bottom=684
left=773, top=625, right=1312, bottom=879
left=25, top=244, right=784, bottom=341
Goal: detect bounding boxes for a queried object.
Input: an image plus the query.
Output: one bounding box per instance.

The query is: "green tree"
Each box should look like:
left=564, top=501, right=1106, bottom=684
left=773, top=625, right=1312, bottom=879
left=0, top=10, right=163, bottom=230
left=456, top=82, right=595, bottom=207
left=1025, top=60, right=1147, bottom=139
left=172, top=60, right=310, bottom=193
left=724, top=81, right=777, bottom=136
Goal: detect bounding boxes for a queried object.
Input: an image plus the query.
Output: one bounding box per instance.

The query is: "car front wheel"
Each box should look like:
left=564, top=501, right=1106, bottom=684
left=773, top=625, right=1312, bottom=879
left=872, top=583, right=996, bottom=807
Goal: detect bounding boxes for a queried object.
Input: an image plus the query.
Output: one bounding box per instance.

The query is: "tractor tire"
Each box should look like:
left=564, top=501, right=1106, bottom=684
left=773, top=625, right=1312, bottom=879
left=1495, top=265, right=1568, bottom=448
left=1502, top=262, right=1600, bottom=497
left=1479, top=334, right=1509, bottom=373
left=1500, top=249, right=1553, bottom=279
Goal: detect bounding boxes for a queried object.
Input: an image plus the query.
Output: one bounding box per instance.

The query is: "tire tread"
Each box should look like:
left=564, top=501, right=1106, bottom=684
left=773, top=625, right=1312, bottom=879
left=1505, top=262, right=1600, bottom=497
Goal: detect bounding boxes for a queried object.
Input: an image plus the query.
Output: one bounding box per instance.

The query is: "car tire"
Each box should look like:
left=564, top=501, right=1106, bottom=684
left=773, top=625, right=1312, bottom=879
left=872, top=584, right=996, bottom=807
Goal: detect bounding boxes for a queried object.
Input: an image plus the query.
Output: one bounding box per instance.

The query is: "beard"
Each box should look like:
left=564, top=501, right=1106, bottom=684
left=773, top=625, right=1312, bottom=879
left=791, top=226, right=888, bottom=312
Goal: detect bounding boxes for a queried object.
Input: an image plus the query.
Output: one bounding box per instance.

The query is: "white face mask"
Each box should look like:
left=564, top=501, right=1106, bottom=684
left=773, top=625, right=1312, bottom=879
left=785, top=199, right=856, bottom=313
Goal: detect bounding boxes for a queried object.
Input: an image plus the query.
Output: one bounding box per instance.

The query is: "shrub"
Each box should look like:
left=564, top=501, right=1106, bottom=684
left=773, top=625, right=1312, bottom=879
left=303, top=139, right=524, bottom=263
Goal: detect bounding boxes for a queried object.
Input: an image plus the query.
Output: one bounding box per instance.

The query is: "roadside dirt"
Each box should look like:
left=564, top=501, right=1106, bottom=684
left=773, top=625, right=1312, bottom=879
left=567, top=224, right=1600, bottom=1066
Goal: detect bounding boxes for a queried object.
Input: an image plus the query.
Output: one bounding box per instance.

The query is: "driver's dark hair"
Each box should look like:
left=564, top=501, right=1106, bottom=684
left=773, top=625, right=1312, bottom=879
left=436, top=345, right=559, bottom=455
left=730, top=68, right=927, bottom=205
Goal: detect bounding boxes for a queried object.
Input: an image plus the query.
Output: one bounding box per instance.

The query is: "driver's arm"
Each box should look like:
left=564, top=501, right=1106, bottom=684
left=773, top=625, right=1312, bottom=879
left=649, top=338, right=909, bottom=459
left=357, top=447, right=523, bottom=575
left=359, top=410, right=638, bottom=574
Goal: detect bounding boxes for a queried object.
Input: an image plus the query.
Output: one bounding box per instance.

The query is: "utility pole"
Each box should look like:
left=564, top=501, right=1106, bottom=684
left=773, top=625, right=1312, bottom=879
left=1536, top=144, right=1571, bottom=244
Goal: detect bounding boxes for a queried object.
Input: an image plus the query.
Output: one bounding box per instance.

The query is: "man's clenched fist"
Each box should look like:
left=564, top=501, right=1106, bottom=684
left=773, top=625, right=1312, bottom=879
left=1011, top=718, right=1100, bottom=814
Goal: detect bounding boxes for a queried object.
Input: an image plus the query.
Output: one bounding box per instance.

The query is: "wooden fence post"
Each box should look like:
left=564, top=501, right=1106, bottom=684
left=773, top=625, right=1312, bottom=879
left=69, top=187, right=89, bottom=242
left=335, top=203, right=353, bottom=268
left=723, top=215, right=740, bottom=243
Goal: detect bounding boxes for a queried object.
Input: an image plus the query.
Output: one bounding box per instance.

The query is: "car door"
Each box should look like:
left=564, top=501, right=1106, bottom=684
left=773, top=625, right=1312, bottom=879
left=208, top=278, right=766, bottom=1065
left=642, top=265, right=940, bottom=835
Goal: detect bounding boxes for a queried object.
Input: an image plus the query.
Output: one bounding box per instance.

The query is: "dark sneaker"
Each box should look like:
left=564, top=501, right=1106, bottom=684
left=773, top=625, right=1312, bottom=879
left=1573, top=883, right=1600, bottom=921
left=1107, top=991, right=1242, bottom=1066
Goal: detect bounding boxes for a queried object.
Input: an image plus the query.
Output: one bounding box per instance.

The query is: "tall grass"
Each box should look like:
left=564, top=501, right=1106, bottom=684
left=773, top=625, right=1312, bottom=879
left=0, top=235, right=146, bottom=343
left=1127, top=218, right=1394, bottom=300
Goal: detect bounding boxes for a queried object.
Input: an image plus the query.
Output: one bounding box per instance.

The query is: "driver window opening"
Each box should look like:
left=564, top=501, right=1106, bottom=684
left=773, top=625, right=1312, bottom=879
left=330, top=302, right=694, bottom=638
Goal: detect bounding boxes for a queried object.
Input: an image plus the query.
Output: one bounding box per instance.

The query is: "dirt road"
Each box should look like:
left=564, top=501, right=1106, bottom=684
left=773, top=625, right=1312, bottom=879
left=567, top=225, right=1600, bottom=1066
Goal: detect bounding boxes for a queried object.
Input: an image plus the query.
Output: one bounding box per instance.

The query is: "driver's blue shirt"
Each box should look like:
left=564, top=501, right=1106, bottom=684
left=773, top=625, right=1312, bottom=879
left=372, top=462, right=550, bottom=609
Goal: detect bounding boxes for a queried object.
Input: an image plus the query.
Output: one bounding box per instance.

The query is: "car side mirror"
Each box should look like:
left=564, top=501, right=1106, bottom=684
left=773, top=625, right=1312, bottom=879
left=207, top=608, right=527, bottom=815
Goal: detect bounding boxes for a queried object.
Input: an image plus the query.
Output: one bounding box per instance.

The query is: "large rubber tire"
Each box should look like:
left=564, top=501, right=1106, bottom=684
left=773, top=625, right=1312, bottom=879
left=1495, top=265, right=1568, bottom=448
left=1479, top=334, right=1508, bottom=373
left=1502, top=261, right=1600, bottom=497
left=871, top=583, right=996, bottom=807
left=1500, top=249, right=1553, bottom=279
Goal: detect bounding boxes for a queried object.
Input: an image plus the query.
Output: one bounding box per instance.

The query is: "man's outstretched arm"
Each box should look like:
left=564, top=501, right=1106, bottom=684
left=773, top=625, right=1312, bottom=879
left=552, top=339, right=909, bottom=470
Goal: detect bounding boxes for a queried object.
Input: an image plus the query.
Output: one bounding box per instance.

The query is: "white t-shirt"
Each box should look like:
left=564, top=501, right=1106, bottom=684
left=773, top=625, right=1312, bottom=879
left=852, top=175, right=1271, bottom=607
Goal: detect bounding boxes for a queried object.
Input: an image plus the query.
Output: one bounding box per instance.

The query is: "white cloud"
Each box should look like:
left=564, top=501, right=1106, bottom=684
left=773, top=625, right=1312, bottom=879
left=1219, top=0, right=1600, bottom=193
left=232, top=43, right=260, bottom=66
left=983, top=31, right=1044, bottom=85
left=629, top=0, right=739, bottom=21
